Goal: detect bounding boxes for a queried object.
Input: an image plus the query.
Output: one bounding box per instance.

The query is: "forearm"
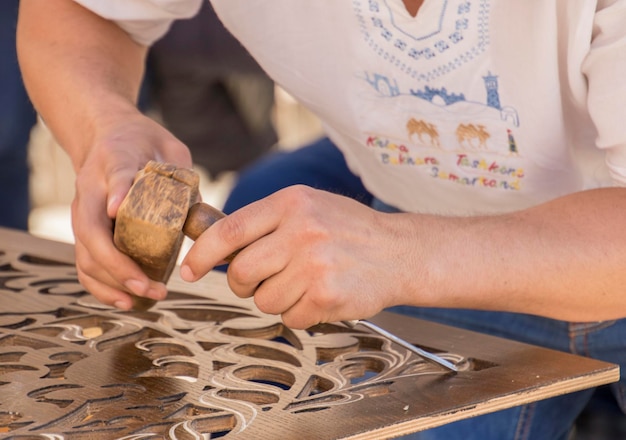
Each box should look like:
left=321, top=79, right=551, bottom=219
left=409, top=187, right=626, bottom=321
left=17, top=0, right=147, bottom=170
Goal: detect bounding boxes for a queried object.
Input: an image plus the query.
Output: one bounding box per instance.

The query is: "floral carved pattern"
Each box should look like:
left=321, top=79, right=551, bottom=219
left=0, top=244, right=473, bottom=439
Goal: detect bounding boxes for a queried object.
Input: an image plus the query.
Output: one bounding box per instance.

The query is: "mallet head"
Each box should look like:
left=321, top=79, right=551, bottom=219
left=113, top=161, right=199, bottom=309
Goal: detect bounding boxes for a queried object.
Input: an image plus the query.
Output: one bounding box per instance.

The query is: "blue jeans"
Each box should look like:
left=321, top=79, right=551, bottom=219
left=223, top=137, right=372, bottom=214
left=0, top=0, right=36, bottom=230
left=221, top=137, right=626, bottom=439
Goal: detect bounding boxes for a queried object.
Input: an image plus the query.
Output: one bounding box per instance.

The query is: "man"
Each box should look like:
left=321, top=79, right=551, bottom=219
left=16, top=1, right=626, bottom=438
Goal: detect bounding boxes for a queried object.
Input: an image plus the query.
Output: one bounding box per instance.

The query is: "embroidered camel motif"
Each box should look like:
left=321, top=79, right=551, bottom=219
left=456, top=123, right=490, bottom=149
left=407, top=118, right=441, bottom=147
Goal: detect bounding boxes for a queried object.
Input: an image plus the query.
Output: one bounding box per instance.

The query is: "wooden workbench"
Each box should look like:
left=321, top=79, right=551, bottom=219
left=0, top=227, right=618, bottom=439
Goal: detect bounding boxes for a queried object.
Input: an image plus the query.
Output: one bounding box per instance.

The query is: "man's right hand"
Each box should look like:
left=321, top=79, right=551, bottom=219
left=70, top=111, right=194, bottom=309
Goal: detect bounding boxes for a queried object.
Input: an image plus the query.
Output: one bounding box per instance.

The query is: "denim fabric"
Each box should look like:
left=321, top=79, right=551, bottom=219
left=223, top=136, right=373, bottom=214
left=0, top=0, right=36, bottom=230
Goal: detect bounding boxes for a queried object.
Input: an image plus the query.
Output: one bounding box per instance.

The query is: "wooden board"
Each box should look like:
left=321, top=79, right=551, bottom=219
left=0, top=227, right=618, bottom=439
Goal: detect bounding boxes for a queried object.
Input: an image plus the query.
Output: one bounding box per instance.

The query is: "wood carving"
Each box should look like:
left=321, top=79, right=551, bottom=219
left=0, top=228, right=618, bottom=439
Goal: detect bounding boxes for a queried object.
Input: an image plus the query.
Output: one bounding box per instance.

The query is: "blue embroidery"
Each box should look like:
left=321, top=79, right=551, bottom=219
left=411, top=86, right=465, bottom=105
left=483, top=71, right=501, bottom=110
left=353, top=0, right=490, bottom=82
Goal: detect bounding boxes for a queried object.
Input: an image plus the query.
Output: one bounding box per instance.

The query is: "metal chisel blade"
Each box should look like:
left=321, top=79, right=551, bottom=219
left=343, top=319, right=458, bottom=372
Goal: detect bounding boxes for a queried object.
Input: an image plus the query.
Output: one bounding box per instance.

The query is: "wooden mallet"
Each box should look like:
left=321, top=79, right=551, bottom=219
left=113, top=160, right=233, bottom=310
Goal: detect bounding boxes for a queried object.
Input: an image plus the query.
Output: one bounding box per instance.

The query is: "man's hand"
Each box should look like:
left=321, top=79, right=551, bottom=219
left=181, top=186, right=422, bottom=328
left=71, top=113, right=193, bottom=309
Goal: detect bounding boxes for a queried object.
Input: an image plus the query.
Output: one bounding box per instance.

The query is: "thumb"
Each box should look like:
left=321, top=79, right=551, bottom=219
left=106, top=167, right=139, bottom=219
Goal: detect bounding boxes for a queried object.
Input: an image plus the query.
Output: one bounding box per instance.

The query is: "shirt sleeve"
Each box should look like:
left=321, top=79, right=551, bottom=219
left=582, top=0, right=626, bottom=186
left=73, top=0, right=203, bottom=46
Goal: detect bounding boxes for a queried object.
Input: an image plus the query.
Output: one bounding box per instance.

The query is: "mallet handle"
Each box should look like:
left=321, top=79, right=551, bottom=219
left=182, top=203, right=238, bottom=262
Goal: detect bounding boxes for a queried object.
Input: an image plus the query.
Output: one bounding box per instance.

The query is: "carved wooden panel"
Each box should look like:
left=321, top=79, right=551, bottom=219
left=0, top=228, right=618, bottom=439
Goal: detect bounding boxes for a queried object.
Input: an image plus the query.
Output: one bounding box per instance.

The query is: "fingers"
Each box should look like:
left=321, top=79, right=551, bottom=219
left=72, top=200, right=168, bottom=307
left=103, top=164, right=137, bottom=218
left=181, top=192, right=287, bottom=281
left=251, top=268, right=322, bottom=329
left=280, top=292, right=332, bottom=330
left=249, top=269, right=344, bottom=329
left=67, top=111, right=195, bottom=310
left=76, top=267, right=133, bottom=310
left=180, top=185, right=399, bottom=329
left=226, top=231, right=294, bottom=298
left=72, top=160, right=168, bottom=308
